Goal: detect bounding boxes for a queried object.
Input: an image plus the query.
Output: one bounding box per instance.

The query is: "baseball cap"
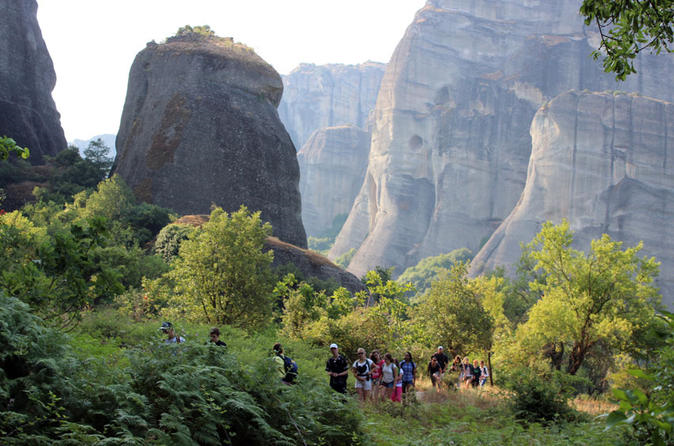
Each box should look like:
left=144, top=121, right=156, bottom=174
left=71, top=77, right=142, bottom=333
left=438, top=346, right=443, bottom=350
left=329, top=343, right=338, bottom=349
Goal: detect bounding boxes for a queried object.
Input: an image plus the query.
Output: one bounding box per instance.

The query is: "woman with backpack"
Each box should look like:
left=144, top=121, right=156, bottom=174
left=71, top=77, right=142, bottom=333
left=398, top=352, right=416, bottom=394
left=460, top=357, right=473, bottom=389
left=379, top=353, right=398, bottom=401
left=352, top=348, right=374, bottom=402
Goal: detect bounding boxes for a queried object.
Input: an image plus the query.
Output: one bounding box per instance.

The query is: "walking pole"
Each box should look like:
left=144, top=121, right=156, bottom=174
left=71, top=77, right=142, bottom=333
left=487, top=351, right=494, bottom=387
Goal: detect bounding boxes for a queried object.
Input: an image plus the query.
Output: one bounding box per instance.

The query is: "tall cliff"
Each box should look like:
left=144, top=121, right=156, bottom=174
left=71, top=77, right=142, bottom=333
left=472, top=91, right=674, bottom=307
left=298, top=125, right=370, bottom=236
left=112, top=34, right=306, bottom=247
left=330, top=0, right=674, bottom=277
left=278, top=62, right=385, bottom=149
left=0, top=0, right=66, bottom=163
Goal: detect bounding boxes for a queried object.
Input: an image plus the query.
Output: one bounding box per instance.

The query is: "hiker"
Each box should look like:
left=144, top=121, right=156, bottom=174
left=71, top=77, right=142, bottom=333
left=471, top=359, right=482, bottom=388
left=451, top=355, right=462, bottom=389
left=160, top=321, right=185, bottom=344
left=428, top=356, right=443, bottom=392
left=398, top=352, right=416, bottom=394
left=352, top=348, right=374, bottom=401
left=479, top=360, right=489, bottom=387
left=273, top=343, right=298, bottom=385
left=391, top=357, right=403, bottom=402
left=209, top=327, right=226, bottom=347
left=432, top=346, right=449, bottom=373
left=379, top=353, right=398, bottom=400
left=325, top=343, right=349, bottom=394
left=370, top=350, right=384, bottom=401
left=460, top=357, right=473, bottom=389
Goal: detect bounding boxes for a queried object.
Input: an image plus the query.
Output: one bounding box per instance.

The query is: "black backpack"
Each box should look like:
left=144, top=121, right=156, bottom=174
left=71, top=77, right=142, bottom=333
left=282, top=355, right=298, bottom=383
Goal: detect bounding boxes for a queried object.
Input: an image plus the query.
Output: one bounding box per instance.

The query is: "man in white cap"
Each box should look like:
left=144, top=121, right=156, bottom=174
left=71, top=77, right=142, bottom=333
left=432, top=346, right=449, bottom=374
left=325, top=343, right=349, bottom=394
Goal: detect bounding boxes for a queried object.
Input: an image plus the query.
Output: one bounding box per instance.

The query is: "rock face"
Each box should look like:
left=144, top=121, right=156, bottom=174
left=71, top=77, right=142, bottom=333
left=278, top=62, right=385, bottom=149
left=330, top=0, right=674, bottom=277
left=472, top=91, right=674, bottom=307
left=298, top=125, right=370, bottom=236
left=112, top=35, right=306, bottom=247
left=0, top=0, right=66, bottom=163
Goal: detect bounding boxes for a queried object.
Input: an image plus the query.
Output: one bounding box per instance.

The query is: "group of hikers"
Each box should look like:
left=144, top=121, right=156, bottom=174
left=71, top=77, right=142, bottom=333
left=160, top=322, right=490, bottom=400
left=326, top=344, right=490, bottom=402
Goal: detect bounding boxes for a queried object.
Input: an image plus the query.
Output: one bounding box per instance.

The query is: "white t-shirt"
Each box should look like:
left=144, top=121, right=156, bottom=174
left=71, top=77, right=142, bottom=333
left=381, top=362, right=397, bottom=383
left=353, top=358, right=374, bottom=379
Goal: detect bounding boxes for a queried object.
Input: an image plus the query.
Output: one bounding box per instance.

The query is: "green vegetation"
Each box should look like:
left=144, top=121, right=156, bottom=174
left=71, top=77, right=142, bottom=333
left=1, top=166, right=670, bottom=443
left=0, top=135, right=29, bottom=160
left=580, top=0, right=674, bottom=79
left=398, top=248, right=473, bottom=299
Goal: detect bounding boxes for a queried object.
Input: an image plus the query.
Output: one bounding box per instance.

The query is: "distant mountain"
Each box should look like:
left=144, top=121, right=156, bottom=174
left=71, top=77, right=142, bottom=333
left=70, top=134, right=117, bottom=157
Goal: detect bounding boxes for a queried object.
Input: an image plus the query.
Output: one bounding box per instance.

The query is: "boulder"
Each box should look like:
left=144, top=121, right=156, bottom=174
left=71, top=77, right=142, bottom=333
left=298, top=125, right=370, bottom=236
left=112, top=34, right=306, bottom=247
left=471, top=91, right=674, bottom=307
left=0, top=0, right=66, bottom=163
left=330, top=0, right=674, bottom=277
left=278, top=62, right=385, bottom=149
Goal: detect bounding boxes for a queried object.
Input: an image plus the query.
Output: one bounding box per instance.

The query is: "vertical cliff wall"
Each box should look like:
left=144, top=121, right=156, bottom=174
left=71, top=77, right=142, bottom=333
left=278, top=62, right=385, bottom=150
left=298, top=125, right=370, bottom=236
left=330, top=0, right=674, bottom=277
left=472, top=91, right=674, bottom=307
left=0, top=0, right=66, bottom=163
left=112, top=35, right=306, bottom=247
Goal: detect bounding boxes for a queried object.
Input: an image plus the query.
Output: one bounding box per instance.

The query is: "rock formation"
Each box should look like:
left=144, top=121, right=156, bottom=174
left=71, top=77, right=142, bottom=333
left=330, top=0, right=674, bottom=277
left=298, top=125, right=370, bottom=236
left=112, top=34, right=306, bottom=247
left=472, top=91, right=674, bottom=307
left=0, top=0, right=66, bottom=163
left=278, top=62, right=385, bottom=149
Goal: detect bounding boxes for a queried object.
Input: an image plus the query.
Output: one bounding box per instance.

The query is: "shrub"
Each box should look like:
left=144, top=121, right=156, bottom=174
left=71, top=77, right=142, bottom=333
left=506, top=367, right=576, bottom=423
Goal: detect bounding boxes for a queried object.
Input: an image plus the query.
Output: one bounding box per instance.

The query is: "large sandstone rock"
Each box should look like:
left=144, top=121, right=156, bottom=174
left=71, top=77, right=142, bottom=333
left=278, top=62, right=385, bottom=149
left=0, top=0, right=66, bottom=163
left=472, top=91, right=674, bottom=307
left=112, top=34, right=306, bottom=247
left=330, top=0, right=674, bottom=277
left=298, top=125, right=370, bottom=236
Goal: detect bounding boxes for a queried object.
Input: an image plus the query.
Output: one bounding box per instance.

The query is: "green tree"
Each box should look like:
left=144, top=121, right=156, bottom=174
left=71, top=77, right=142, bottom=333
left=0, top=136, right=29, bottom=160
left=414, top=262, right=494, bottom=356
left=580, top=0, right=674, bottom=79
left=397, top=248, right=472, bottom=299
left=516, top=220, right=660, bottom=375
left=168, top=206, right=275, bottom=328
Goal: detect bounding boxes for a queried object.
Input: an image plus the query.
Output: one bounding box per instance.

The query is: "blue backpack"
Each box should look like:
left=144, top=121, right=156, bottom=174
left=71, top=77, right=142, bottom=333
left=282, top=355, right=298, bottom=383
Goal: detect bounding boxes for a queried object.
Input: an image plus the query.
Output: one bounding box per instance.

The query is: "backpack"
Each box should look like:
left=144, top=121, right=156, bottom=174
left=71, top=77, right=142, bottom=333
left=282, top=355, right=298, bottom=383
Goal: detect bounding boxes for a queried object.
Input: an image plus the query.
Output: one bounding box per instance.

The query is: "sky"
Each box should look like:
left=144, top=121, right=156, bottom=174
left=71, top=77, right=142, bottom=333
left=36, top=0, right=425, bottom=142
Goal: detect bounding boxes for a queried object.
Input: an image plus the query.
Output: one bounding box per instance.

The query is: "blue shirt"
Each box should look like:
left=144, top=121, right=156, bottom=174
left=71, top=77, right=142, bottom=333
left=399, top=360, right=416, bottom=382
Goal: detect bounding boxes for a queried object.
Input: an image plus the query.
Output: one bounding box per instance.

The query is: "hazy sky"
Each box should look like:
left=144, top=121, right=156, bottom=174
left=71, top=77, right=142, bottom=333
left=36, top=0, right=425, bottom=141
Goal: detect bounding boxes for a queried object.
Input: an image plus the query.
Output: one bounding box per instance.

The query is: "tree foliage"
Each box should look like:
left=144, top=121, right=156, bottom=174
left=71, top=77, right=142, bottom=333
left=168, top=206, right=275, bottom=329
left=397, top=248, right=473, bottom=299
left=414, top=262, right=494, bottom=356
left=515, top=220, right=660, bottom=375
left=0, top=135, right=29, bottom=161
left=580, top=0, right=674, bottom=79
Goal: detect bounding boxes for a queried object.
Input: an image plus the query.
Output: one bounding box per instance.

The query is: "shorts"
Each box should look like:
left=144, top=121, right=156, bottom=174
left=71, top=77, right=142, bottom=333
left=381, top=381, right=394, bottom=389
left=355, top=378, right=372, bottom=391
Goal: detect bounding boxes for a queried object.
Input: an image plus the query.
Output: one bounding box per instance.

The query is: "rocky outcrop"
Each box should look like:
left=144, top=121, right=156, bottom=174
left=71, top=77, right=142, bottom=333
left=112, top=34, right=306, bottom=247
left=330, top=0, right=674, bottom=277
left=0, top=0, right=66, bottom=163
left=278, top=62, right=385, bottom=149
left=471, top=91, right=674, bottom=307
left=298, top=125, right=370, bottom=236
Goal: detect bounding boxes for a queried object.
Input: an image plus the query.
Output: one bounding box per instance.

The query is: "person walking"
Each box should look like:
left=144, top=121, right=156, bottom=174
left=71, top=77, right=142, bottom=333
left=325, top=343, right=349, bottom=394
left=460, top=357, right=473, bottom=389
left=432, top=346, right=449, bottom=373
left=428, top=356, right=443, bottom=392
left=160, top=322, right=185, bottom=343
left=352, top=348, right=374, bottom=402
left=209, top=327, right=227, bottom=347
left=479, top=360, right=489, bottom=387
left=379, top=353, right=398, bottom=400
left=370, top=350, right=384, bottom=401
left=398, top=352, right=416, bottom=394
left=471, top=359, right=482, bottom=388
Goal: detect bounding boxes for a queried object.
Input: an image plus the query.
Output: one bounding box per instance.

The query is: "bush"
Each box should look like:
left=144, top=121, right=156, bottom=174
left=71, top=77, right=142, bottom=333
left=505, top=367, right=576, bottom=423
left=0, top=294, right=365, bottom=445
